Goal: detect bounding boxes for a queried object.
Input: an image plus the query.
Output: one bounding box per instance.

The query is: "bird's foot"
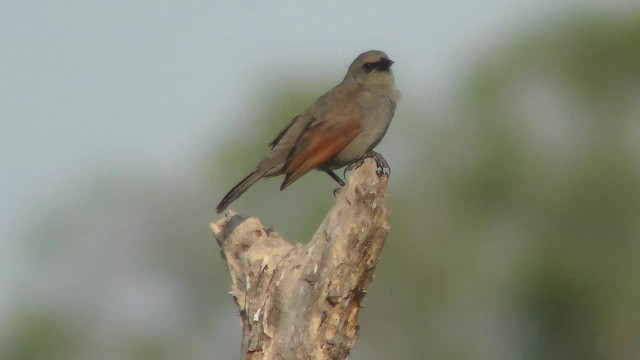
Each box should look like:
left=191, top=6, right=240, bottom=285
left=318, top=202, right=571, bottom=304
left=344, top=151, right=391, bottom=177
left=369, top=151, right=391, bottom=176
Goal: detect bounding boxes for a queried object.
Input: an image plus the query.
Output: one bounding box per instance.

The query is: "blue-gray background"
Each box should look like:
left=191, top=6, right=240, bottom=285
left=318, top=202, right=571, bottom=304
left=2, top=1, right=640, bottom=359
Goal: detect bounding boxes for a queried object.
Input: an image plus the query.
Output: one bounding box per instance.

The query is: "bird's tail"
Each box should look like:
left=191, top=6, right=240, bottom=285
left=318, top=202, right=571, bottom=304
left=216, top=168, right=266, bottom=213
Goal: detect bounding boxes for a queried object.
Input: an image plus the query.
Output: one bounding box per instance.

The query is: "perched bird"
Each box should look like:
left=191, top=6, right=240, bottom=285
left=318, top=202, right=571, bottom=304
left=216, top=50, right=398, bottom=213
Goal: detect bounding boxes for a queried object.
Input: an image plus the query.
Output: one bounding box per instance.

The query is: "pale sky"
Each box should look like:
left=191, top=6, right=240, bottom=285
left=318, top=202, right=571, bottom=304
left=0, top=0, right=635, bottom=316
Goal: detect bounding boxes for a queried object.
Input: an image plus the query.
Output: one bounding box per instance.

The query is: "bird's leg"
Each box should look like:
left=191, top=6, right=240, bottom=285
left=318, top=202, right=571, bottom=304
left=344, top=151, right=391, bottom=177
left=325, top=170, right=345, bottom=198
left=325, top=170, right=345, bottom=187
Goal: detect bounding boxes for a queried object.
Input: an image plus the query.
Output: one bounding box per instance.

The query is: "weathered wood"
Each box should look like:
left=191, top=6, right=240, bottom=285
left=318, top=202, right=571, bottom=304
left=211, top=158, right=390, bottom=360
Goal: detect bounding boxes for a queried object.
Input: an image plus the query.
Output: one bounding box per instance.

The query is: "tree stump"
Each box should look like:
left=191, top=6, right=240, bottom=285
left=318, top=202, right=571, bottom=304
left=211, top=158, right=390, bottom=360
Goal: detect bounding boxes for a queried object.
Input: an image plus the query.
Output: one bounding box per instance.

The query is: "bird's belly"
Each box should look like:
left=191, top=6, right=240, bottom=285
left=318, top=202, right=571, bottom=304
left=330, top=136, right=375, bottom=166
left=324, top=115, right=391, bottom=169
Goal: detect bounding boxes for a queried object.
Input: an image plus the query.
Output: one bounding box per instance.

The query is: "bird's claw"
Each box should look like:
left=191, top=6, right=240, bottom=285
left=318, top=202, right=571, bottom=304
left=344, top=151, right=391, bottom=178
left=369, top=151, right=391, bottom=176
left=343, top=160, right=363, bottom=178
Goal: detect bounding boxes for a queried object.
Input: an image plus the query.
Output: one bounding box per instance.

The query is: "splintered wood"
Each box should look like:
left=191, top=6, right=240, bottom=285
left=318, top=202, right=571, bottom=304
left=212, top=158, right=390, bottom=360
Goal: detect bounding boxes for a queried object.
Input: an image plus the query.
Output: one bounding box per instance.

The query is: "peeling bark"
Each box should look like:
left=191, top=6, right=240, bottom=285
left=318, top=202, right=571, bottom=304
left=211, top=158, right=390, bottom=360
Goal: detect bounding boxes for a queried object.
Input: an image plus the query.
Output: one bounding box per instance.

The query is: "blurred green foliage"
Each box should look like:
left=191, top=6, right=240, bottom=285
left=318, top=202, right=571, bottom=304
left=4, top=13, right=640, bottom=360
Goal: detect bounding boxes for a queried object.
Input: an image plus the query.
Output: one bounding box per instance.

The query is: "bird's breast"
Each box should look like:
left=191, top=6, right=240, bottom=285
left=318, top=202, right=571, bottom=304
left=324, top=91, right=394, bottom=169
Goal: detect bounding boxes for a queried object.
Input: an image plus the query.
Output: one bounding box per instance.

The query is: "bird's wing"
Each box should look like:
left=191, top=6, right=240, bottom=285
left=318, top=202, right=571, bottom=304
left=269, top=115, right=300, bottom=149
left=280, top=105, right=362, bottom=190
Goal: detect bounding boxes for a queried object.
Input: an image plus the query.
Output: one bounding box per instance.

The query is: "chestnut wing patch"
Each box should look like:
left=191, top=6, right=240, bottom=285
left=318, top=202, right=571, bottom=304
left=280, top=110, right=362, bottom=190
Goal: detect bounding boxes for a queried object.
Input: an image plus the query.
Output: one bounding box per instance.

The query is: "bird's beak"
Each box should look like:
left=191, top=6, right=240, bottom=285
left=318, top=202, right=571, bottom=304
left=377, top=58, right=394, bottom=71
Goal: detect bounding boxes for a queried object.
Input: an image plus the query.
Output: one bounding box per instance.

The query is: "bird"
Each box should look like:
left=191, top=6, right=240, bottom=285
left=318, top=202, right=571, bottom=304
left=216, top=50, right=398, bottom=214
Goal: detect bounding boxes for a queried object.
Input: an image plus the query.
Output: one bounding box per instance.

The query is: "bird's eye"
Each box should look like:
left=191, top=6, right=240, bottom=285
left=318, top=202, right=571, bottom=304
left=362, top=62, right=376, bottom=73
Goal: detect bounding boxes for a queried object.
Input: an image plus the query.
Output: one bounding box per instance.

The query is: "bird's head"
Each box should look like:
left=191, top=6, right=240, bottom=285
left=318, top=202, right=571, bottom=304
left=345, top=50, right=395, bottom=87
